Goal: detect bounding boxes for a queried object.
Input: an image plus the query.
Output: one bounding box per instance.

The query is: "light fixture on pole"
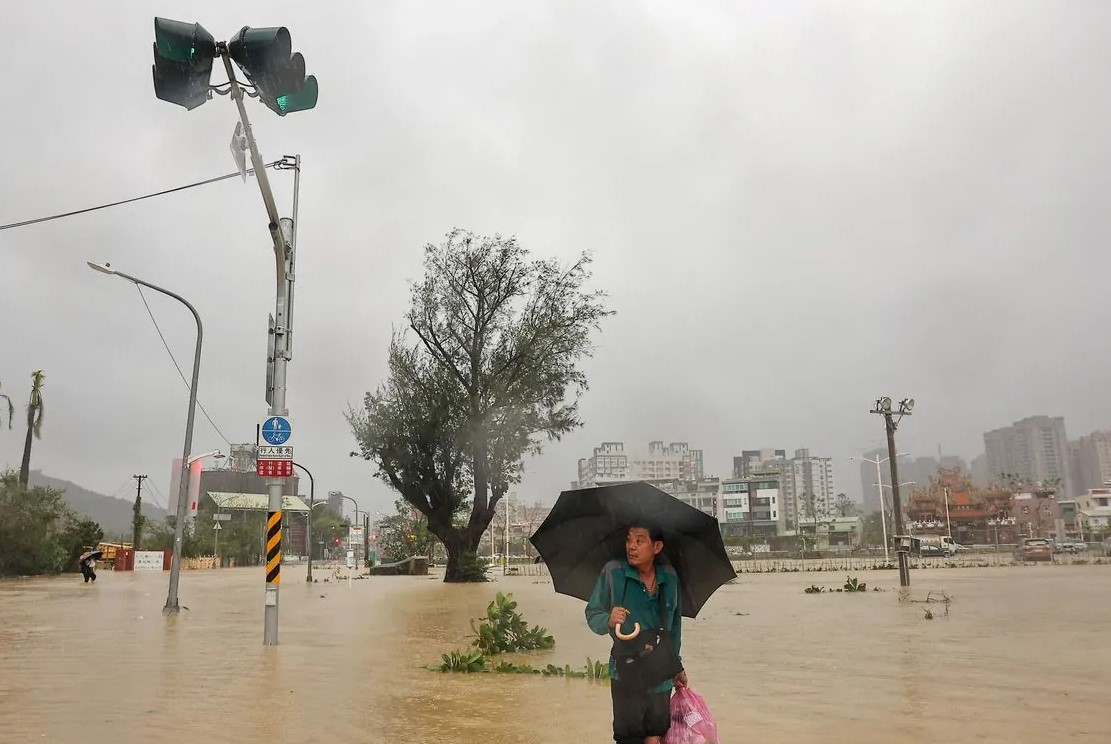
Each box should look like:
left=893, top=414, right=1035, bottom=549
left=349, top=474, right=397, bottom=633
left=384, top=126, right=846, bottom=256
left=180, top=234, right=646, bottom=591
left=870, top=397, right=916, bottom=587
left=87, top=261, right=206, bottom=615
left=189, top=450, right=225, bottom=466
left=850, top=452, right=907, bottom=562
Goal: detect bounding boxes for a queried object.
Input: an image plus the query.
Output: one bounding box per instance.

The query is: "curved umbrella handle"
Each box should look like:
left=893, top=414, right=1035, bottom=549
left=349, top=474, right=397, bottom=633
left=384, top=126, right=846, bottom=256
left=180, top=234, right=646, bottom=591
left=614, top=621, right=641, bottom=640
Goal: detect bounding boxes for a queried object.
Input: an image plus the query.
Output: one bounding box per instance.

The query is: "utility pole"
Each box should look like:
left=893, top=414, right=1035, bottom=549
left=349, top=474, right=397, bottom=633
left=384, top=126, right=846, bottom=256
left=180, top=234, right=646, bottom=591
left=149, top=16, right=317, bottom=644
left=132, top=474, right=148, bottom=549
left=871, top=397, right=915, bottom=587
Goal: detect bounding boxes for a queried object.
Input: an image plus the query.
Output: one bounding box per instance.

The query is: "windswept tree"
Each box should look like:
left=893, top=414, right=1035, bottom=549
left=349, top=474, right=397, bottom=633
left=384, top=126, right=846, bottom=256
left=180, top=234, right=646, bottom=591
left=0, top=380, right=14, bottom=430
left=19, top=370, right=45, bottom=488
left=350, top=230, right=611, bottom=581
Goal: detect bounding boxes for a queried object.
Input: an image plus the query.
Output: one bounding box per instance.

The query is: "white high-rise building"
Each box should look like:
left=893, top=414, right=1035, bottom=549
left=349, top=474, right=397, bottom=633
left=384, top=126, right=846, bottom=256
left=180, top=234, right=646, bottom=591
left=781, top=448, right=836, bottom=528
left=577, top=441, right=704, bottom=488
left=1071, top=431, right=1111, bottom=494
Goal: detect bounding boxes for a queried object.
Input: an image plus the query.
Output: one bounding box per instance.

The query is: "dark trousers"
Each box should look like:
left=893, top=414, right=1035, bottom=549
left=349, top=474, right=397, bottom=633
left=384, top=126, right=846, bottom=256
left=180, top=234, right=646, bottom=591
left=81, top=566, right=95, bottom=583
left=611, top=676, right=670, bottom=743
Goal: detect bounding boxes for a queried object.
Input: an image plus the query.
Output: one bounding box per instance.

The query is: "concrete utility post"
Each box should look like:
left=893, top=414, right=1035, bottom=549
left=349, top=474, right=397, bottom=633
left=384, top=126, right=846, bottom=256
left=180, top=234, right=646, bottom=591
left=871, top=397, right=915, bottom=587
left=132, top=474, right=148, bottom=549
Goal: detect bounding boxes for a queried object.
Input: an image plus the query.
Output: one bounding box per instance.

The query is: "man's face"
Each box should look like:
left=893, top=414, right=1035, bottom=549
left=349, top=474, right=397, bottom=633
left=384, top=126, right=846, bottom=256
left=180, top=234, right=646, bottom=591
left=626, top=527, right=663, bottom=568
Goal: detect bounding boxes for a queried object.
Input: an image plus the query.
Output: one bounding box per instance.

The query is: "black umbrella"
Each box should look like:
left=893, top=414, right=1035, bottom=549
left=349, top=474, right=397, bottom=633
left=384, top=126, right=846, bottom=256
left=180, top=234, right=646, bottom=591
left=79, top=550, right=103, bottom=562
left=529, top=482, right=737, bottom=618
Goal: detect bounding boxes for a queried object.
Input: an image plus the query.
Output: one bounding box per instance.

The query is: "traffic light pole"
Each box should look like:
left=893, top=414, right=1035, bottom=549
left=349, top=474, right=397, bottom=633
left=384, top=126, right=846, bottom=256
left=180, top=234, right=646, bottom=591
left=220, top=49, right=293, bottom=646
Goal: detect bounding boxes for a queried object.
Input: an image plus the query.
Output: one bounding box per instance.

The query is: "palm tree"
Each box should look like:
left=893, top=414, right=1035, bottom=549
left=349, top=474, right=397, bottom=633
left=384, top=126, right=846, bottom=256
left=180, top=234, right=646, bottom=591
left=18, top=370, right=45, bottom=488
left=0, top=380, right=13, bottom=430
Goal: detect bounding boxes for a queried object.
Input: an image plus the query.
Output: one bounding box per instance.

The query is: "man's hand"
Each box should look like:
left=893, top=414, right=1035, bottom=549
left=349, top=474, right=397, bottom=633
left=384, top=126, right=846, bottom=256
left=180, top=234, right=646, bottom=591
left=608, top=606, right=629, bottom=629
left=673, top=670, right=688, bottom=688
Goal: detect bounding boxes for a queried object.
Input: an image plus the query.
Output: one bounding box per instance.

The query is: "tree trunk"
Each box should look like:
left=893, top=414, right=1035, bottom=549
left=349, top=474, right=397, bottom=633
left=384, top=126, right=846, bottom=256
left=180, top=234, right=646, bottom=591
left=440, top=522, right=488, bottom=583
left=18, top=406, right=34, bottom=488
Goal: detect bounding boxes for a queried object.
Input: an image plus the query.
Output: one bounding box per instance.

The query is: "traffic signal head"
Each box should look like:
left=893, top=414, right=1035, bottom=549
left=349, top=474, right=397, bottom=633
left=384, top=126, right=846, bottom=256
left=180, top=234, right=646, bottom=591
left=228, top=26, right=319, bottom=116
left=152, top=18, right=216, bottom=110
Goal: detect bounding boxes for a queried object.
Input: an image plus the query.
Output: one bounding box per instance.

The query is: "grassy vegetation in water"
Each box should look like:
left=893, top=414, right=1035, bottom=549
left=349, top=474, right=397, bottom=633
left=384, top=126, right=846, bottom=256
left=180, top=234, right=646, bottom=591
left=433, top=592, right=608, bottom=680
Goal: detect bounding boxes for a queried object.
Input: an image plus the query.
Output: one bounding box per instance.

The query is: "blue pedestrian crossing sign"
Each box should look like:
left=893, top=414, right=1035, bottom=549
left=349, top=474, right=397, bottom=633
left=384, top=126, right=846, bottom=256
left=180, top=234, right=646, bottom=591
left=259, top=416, right=293, bottom=446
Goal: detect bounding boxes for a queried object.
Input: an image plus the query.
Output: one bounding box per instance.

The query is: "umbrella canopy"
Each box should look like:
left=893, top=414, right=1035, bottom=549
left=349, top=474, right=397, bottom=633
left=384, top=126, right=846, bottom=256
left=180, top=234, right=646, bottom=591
left=529, top=482, right=736, bottom=618
left=79, top=550, right=103, bottom=562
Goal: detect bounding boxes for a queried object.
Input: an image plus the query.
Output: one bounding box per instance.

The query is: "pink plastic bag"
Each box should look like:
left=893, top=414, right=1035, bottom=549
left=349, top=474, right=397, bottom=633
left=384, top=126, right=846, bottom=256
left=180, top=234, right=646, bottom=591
left=664, top=687, right=719, bottom=744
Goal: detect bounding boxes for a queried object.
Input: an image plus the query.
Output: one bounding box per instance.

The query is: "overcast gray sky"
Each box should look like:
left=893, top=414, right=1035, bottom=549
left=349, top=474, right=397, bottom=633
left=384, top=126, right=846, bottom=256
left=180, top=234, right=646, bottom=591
left=3, top=1, right=1111, bottom=516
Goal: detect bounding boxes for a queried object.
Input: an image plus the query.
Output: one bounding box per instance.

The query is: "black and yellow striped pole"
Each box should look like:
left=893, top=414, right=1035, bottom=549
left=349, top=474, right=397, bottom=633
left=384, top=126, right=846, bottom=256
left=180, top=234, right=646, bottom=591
left=266, top=510, right=283, bottom=586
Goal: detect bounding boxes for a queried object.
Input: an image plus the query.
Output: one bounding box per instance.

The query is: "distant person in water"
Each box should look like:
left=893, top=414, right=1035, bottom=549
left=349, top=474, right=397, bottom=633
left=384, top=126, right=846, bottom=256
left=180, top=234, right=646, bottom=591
left=79, top=554, right=97, bottom=583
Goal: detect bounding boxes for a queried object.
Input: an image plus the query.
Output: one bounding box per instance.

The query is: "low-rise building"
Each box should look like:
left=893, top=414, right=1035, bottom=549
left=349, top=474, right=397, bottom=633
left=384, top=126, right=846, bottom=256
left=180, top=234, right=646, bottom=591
left=797, top=515, right=864, bottom=550
left=1076, top=488, right=1111, bottom=536
left=719, top=472, right=782, bottom=539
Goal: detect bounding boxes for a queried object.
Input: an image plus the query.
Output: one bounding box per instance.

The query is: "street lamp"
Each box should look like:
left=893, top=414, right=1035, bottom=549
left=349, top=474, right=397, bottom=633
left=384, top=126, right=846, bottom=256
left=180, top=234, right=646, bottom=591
left=870, top=396, right=916, bottom=587
left=850, top=452, right=907, bottom=561
left=335, top=493, right=364, bottom=569
left=87, top=261, right=205, bottom=615
left=292, top=461, right=315, bottom=582
left=189, top=450, right=224, bottom=466
left=869, top=480, right=916, bottom=560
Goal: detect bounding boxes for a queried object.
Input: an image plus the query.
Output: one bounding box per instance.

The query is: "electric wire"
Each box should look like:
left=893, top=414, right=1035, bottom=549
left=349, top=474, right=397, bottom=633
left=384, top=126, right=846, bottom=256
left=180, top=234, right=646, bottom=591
left=107, top=477, right=135, bottom=499
left=0, top=161, right=281, bottom=232
left=142, top=480, right=168, bottom=511
left=134, top=284, right=233, bottom=447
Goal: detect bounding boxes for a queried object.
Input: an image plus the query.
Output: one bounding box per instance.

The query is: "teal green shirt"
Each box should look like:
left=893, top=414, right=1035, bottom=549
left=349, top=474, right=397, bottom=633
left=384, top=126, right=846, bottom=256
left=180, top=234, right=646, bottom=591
left=585, top=559, right=683, bottom=693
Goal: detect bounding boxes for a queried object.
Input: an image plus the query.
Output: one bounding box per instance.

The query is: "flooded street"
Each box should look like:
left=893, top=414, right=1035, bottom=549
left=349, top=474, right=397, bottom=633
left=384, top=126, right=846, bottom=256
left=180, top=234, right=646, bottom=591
left=1, top=565, right=1109, bottom=743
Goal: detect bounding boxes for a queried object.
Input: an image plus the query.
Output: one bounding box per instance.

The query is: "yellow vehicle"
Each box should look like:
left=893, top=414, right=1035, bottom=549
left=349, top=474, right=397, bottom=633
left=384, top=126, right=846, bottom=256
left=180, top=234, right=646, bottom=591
left=96, top=541, right=132, bottom=566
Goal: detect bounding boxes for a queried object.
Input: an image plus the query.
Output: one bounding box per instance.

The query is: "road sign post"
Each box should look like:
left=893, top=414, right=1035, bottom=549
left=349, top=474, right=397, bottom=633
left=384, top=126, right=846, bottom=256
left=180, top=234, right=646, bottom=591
left=255, top=416, right=293, bottom=641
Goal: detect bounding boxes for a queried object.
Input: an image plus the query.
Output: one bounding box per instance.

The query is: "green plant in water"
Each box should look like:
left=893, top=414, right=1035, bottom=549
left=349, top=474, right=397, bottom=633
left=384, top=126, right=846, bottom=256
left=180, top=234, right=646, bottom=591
left=923, top=608, right=934, bottom=620
left=470, top=592, right=555, bottom=655
left=804, top=584, right=825, bottom=594
left=586, top=657, right=610, bottom=680
left=843, top=576, right=867, bottom=592
left=439, top=648, right=487, bottom=672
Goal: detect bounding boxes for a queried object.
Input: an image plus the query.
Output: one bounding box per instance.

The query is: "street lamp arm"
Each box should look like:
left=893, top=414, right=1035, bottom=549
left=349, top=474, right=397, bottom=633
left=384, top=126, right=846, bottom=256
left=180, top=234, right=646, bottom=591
left=115, top=270, right=204, bottom=334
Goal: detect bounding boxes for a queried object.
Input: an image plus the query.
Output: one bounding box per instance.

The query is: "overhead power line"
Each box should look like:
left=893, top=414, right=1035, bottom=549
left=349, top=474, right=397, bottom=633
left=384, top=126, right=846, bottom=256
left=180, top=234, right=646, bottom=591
left=0, top=161, right=282, bottom=232
left=135, top=284, right=233, bottom=447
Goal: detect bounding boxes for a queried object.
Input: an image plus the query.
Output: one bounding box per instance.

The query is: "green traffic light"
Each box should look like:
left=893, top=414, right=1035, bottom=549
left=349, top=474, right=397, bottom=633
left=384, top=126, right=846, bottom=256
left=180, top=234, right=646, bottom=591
left=229, top=25, right=318, bottom=117
left=152, top=18, right=216, bottom=110
left=154, top=18, right=215, bottom=64
left=276, top=75, right=319, bottom=115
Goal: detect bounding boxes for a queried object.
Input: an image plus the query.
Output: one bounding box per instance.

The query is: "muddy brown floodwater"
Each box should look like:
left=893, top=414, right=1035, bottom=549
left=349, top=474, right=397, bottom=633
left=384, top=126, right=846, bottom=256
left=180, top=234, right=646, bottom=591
left=1, top=565, right=1109, bottom=743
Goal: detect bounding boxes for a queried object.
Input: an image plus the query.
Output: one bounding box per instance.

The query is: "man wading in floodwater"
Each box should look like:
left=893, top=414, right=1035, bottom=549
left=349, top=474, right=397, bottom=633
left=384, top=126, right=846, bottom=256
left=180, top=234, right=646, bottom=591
left=586, top=522, right=687, bottom=744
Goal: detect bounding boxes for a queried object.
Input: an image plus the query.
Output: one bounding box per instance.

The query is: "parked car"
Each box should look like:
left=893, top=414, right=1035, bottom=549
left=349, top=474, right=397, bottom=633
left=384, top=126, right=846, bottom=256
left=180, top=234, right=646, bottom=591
left=1018, top=538, right=1053, bottom=562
